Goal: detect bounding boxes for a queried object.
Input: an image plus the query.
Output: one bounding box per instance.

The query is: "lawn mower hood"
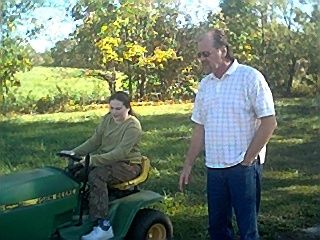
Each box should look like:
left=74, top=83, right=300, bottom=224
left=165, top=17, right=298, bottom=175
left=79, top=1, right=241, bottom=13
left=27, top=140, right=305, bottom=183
left=0, top=167, right=80, bottom=239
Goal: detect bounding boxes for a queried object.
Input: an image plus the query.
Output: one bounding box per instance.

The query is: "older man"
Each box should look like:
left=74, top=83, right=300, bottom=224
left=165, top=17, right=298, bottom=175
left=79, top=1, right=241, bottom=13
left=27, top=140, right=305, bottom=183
left=179, top=29, right=277, bottom=240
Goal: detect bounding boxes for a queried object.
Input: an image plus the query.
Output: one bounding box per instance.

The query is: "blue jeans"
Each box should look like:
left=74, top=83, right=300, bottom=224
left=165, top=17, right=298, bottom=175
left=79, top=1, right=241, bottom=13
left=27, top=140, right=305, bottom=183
left=207, top=161, right=262, bottom=240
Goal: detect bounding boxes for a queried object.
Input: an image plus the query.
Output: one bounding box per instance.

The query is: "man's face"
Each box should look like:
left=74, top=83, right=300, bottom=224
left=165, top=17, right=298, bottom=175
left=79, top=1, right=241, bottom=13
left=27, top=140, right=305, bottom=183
left=197, top=36, right=224, bottom=75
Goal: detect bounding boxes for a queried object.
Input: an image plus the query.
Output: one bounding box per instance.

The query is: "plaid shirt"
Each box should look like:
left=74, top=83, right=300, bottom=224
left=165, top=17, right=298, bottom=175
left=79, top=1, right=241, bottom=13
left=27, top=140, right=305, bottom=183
left=192, top=60, right=275, bottom=168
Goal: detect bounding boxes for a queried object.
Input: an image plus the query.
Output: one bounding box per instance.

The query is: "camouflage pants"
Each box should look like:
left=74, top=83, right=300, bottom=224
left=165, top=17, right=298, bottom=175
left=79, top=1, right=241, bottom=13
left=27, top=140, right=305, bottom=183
left=88, top=161, right=141, bottom=220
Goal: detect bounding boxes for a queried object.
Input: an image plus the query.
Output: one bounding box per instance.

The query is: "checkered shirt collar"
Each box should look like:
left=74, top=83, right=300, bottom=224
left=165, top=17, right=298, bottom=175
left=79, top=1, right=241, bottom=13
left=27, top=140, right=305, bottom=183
left=210, top=59, right=239, bottom=80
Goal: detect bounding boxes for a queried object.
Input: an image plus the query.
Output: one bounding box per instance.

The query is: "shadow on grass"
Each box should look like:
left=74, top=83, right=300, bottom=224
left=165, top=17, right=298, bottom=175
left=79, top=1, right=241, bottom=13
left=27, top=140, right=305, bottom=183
left=266, top=141, right=320, bottom=174
left=0, top=120, right=98, bottom=167
left=171, top=214, right=209, bottom=240
left=0, top=112, right=193, bottom=172
left=1, top=99, right=319, bottom=239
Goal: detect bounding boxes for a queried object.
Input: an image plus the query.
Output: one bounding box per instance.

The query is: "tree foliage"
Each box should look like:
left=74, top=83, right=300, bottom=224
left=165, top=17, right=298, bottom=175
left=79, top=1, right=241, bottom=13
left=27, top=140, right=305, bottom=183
left=95, top=1, right=185, bottom=99
left=2, top=0, right=318, bottom=112
left=51, top=0, right=201, bottom=100
left=0, top=0, right=46, bottom=111
left=206, top=0, right=320, bottom=96
left=48, top=0, right=318, bottom=100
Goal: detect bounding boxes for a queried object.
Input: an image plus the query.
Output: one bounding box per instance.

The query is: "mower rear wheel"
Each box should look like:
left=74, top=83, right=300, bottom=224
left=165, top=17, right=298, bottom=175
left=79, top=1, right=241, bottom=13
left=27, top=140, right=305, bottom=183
left=126, top=208, right=173, bottom=240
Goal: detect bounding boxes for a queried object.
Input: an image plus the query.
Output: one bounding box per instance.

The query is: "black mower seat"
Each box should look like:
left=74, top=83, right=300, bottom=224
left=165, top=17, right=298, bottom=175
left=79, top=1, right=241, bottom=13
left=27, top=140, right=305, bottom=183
left=111, top=156, right=150, bottom=190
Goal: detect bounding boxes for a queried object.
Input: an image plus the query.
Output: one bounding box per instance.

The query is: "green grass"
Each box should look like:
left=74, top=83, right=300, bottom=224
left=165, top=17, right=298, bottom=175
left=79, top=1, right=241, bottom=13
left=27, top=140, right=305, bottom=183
left=5, top=67, right=109, bottom=113
left=0, top=99, right=319, bottom=239
left=14, top=66, right=108, bottom=99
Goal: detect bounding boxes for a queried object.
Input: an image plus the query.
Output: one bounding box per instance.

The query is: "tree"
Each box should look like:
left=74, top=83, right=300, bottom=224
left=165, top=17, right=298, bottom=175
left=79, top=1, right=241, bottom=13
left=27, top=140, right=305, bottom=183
left=300, top=4, right=320, bottom=95
left=0, top=0, right=44, bottom=112
left=212, top=0, right=317, bottom=96
left=258, top=0, right=318, bottom=95
left=66, top=0, right=197, bottom=100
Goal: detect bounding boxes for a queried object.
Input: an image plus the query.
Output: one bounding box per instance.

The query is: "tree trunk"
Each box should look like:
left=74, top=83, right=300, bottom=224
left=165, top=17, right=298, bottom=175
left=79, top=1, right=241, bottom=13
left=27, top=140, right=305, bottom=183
left=127, top=62, right=132, bottom=96
left=0, top=78, right=5, bottom=113
left=139, top=70, right=146, bottom=100
left=286, top=57, right=296, bottom=96
left=110, top=66, right=116, bottom=94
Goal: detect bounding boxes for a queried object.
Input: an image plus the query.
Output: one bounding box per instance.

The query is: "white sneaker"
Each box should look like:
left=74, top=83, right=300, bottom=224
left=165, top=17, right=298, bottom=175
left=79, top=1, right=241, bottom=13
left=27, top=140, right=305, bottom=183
left=81, top=225, right=114, bottom=240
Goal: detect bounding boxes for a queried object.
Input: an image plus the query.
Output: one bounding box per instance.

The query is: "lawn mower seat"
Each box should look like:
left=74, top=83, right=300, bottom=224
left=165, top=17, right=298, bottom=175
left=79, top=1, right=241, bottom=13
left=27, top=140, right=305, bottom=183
left=111, top=156, right=150, bottom=190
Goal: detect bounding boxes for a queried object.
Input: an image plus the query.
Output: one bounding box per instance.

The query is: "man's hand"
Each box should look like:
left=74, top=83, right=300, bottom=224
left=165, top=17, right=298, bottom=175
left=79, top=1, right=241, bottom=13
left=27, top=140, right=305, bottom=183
left=179, top=123, right=204, bottom=192
left=179, top=165, right=193, bottom=192
left=79, top=157, right=87, bottom=166
left=240, top=157, right=256, bottom=166
left=242, top=115, right=277, bottom=166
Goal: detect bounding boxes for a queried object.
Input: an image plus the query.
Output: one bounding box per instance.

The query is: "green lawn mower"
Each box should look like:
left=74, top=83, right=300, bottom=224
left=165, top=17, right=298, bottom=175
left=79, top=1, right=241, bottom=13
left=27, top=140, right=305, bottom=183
left=0, top=153, right=173, bottom=240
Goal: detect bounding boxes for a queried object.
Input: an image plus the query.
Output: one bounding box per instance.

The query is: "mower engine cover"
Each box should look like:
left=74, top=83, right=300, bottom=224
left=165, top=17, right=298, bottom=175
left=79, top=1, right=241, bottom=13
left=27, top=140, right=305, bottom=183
left=0, top=167, right=80, bottom=240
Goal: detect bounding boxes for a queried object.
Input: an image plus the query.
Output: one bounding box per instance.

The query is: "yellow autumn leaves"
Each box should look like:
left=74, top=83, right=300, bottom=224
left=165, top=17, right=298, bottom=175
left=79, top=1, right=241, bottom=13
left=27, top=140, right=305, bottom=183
left=97, top=37, right=183, bottom=69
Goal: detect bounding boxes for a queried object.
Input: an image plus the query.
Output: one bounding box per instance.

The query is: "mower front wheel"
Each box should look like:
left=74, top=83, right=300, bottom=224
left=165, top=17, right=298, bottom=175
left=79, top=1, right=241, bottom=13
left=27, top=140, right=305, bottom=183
left=126, top=209, right=173, bottom=240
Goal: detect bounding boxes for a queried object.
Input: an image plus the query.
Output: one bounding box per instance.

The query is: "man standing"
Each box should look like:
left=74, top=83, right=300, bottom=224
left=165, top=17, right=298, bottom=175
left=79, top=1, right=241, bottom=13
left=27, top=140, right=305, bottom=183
left=179, top=29, right=277, bottom=240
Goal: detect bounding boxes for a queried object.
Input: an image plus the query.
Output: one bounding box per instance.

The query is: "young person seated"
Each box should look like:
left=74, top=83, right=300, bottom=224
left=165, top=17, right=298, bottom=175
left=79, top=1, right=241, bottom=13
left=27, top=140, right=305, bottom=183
left=61, top=91, right=142, bottom=240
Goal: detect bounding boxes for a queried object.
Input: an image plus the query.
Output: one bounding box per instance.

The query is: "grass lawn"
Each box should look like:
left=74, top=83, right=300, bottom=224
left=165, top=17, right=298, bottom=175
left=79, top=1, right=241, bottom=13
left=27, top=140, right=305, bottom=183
left=0, top=98, right=319, bottom=239
left=14, top=66, right=108, bottom=100
left=6, top=66, right=109, bottom=113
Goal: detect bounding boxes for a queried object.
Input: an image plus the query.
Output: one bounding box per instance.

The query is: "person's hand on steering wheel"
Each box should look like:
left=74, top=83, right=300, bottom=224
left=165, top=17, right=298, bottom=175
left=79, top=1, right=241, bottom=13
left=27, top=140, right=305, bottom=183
left=59, top=150, right=75, bottom=156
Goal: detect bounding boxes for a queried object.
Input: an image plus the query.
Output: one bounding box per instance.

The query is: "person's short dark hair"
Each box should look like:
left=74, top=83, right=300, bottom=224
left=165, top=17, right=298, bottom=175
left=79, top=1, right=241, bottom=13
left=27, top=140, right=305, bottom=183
left=109, top=91, right=135, bottom=116
left=203, top=29, right=234, bottom=61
